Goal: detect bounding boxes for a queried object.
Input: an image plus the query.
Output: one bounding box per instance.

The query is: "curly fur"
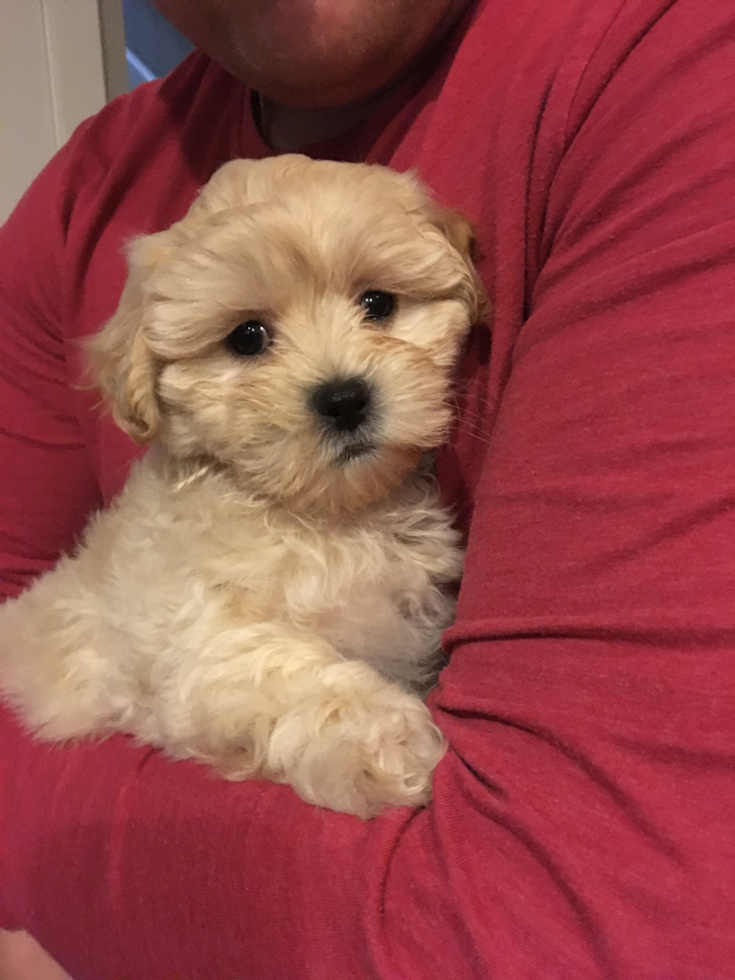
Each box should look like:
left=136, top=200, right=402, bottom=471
left=0, top=156, right=486, bottom=817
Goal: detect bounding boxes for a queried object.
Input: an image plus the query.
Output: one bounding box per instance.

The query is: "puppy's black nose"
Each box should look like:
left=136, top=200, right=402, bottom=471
left=311, top=377, right=372, bottom=432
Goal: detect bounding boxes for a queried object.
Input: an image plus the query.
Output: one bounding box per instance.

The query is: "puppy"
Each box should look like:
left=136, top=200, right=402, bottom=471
left=0, top=155, right=485, bottom=818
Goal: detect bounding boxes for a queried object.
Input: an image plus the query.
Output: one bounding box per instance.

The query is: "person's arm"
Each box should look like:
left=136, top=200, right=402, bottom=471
left=0, top=144, right=103, bottom=605
left=2, top=6, right=735, bottom=978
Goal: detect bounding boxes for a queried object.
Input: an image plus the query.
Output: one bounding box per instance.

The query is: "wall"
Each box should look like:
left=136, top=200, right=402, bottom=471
left=0, top=0, right=127, bottom=224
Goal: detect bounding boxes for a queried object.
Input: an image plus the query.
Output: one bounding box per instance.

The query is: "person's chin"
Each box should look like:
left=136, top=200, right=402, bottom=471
left=230, top=51, right=406, bottom=109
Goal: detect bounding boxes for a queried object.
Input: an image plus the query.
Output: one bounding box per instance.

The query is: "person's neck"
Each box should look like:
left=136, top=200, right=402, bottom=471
left=257, top=92, right=385, bottom=152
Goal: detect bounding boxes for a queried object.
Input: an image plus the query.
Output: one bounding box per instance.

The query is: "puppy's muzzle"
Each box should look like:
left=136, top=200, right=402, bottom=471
left=310, top=377, right=372, bottom=433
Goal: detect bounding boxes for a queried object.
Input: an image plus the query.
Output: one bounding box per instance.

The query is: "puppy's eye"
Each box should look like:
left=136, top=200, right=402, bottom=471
left=359, top=290, right=395, bottom=322
left=225, top=320, right=271, bottom=357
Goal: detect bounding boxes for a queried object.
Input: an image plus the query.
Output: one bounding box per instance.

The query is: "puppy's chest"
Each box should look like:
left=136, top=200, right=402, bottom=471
left=217, top=518, right=438, bottom=618
left=130, top=468, right=463, bottom=680
left=205, top=505, right=462, bottom=669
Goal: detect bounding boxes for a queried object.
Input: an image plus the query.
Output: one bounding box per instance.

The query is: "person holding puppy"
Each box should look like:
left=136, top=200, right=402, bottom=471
left=1, top=1, right=734, bottom=978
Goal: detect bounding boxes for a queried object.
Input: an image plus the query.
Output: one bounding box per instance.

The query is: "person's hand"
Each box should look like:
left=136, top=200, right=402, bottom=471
left=0, top=930, right=72, bottom=980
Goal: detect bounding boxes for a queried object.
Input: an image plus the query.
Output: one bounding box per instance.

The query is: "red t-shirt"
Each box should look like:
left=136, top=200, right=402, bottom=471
left=2, top=1, right=735, bottom=977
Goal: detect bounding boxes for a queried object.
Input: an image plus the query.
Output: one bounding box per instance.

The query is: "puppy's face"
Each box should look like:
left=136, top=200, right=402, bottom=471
left=91, top=156, right=486, bottom=513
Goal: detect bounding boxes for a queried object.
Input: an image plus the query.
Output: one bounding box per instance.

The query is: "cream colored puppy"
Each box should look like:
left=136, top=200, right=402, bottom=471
left=0, top=156, right=485, bottom=818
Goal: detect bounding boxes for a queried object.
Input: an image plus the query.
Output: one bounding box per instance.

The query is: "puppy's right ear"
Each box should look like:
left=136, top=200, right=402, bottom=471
left=86, top=230, right=175, bottom=444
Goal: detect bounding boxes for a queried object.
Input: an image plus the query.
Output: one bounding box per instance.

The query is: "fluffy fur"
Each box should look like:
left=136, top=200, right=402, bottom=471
left=0, top=155, right=486, bottom=817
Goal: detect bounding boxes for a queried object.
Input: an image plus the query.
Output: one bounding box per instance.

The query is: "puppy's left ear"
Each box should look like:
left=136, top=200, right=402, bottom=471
left=86, top=230, right=175, bottom=444
left=433, top=207, right=474, bottom=259
left=431, top=206, right=490, bottom=323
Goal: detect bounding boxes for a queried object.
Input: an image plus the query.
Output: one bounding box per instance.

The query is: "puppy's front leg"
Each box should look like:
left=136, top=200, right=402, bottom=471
left=162, top=623, right=446, bottom=818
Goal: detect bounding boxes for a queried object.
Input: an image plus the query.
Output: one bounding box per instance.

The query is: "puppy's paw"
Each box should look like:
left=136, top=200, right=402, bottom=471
left=267, top=666, right=446, bottom=818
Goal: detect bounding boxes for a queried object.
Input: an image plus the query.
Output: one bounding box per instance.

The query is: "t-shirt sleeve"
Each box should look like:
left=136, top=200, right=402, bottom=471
left=440, top=1, right=735, bottom=973
left=1, top=5, right=734, bottom=978
left=0, top=138, right=103, bottom=602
